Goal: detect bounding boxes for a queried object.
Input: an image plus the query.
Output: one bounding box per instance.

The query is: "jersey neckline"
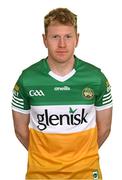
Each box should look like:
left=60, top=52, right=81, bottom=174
left=43, top=55, right=78, bottom=82
left=48, top=69, right=76, bottom=82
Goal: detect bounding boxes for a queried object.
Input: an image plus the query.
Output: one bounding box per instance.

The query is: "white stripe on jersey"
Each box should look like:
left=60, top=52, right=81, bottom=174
left=102, top=98, right=112, bottom=105
left=96, top=102, right=113, bottom=111
left=12, top=105, right=30, bottom=114
left=12, top=101, right=24, bottom=109
left=103, top=91, right=111, bottom=98
left=29, top=104, right=96, bottom=134
left=13, top=95, right=24, bottom=102
left=103, top=95, right=112, bottom=101
left=12, top=97, right=24, bottom=105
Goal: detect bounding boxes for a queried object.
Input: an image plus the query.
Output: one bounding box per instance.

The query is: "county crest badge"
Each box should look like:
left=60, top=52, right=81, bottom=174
left=82, top=87, right=94, bottom=100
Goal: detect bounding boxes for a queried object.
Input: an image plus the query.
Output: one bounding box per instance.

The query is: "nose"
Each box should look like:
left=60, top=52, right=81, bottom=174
left=58, top=37, right=66, bottom=48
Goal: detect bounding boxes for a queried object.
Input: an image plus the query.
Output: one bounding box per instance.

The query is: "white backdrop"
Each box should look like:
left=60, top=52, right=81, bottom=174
left=0, top=0, right=121, bottom=179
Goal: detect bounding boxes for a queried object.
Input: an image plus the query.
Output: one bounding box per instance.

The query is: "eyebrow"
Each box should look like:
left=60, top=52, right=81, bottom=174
left=50, top=33, right=73, bottom=36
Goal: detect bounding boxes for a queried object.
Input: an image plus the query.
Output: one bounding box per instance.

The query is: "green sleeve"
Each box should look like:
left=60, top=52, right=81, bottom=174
left=12, top=72, right=30, bottom=114
left=95, top=72, right=112, bottom=111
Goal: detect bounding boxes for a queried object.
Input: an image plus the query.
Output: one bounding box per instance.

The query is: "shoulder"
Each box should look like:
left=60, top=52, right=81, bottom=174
left=75, top=57, right=108, bottom=88
left=24, top=58, right=46, bottom=73
left=20, top=58, right=46, bottom=78
left=18, top=58, right=47, bottom=86
left=75, top=56, right=104, bottom=77
left=76, top=56, right=99, bottom=70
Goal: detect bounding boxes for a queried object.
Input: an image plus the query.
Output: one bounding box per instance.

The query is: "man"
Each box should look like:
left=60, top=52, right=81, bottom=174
left=12, top=8, right=112, bottom=180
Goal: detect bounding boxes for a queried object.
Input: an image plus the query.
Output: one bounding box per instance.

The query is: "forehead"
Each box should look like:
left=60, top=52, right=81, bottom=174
left=46, top=24, right=76, bottom=35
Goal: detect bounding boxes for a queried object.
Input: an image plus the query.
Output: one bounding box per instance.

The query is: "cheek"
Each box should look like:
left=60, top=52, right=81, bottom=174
left=47, top=43, right=56, bottom=54
left=47, top=40, right=57, bottom=48
left=68, top=41, right=77, bottom=49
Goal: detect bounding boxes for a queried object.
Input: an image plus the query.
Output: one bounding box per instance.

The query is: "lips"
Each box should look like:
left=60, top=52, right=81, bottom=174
left=56, top=51, right=67, bottom=53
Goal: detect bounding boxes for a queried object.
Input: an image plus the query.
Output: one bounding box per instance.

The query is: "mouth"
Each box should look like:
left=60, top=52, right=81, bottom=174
left=56, top=51, right=68, bottom=54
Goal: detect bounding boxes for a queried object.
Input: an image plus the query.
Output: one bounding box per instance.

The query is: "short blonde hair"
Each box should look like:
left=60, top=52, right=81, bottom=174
left=44, top=8, right=77, bottom=34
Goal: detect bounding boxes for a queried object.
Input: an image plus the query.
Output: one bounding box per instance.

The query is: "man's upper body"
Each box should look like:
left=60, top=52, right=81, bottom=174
left=12, top=8, right=112, bottom=180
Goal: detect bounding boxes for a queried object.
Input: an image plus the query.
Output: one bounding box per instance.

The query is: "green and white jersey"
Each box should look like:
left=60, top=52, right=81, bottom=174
left=12, top=56, right=112, bottom=114
left=12, top=56, right=112, bottom=179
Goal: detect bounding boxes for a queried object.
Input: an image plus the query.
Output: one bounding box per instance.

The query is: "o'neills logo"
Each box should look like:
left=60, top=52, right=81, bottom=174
left=54, top=86, right=70, bottom=91
left=37, top=108, right=88, bottom=131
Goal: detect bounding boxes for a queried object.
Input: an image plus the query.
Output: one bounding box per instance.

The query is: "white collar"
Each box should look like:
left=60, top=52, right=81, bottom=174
left=48, top=69, right=76, bottom=82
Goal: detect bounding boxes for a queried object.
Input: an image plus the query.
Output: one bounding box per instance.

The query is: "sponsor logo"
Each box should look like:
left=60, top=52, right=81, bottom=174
left=106, top=81, right=111, bottom=92
left=29, top=90, right=45, bottom=96
left=106, top=80, right=110, bottom=87
left=92, top=170, right=99, bottom=180
left=82, top=87, right=94, bottom=99
left=37, top=108, right=88, bottom=131
left=69, top=107, right=77, bottom=113
left=14, top=84, right=19, bottom=91
left=54, top=86, right=70, bottom=91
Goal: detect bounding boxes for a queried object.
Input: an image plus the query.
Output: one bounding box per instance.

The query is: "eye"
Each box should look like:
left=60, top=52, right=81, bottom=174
left=65, top=35, right=72, bottom=39
left=52, top=35, right=59, bottom=39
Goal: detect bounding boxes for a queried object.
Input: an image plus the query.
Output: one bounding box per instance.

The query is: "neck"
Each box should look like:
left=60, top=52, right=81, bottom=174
left=47, top=57, right=75, bottom=76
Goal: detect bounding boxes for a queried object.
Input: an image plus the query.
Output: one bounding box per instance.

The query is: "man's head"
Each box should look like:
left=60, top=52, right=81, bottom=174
left=43, top=8, right=79, bottom=64
left=44, top=8, right=77, bottom=34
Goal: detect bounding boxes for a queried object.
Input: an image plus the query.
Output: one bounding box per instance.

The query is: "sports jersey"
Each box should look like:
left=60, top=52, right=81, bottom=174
left=12, top=56, right=112, bottom=180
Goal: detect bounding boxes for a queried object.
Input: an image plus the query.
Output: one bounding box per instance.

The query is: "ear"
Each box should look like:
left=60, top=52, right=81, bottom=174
left=42, top=34, right=48, bottom=48
left=75, top=33, right=80, bottom=47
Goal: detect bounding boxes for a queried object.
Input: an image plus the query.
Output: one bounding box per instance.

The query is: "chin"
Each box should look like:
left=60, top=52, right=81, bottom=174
left=55, top=57, right=70, bottom=63
left=55, top=54, right=72, bottom=63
